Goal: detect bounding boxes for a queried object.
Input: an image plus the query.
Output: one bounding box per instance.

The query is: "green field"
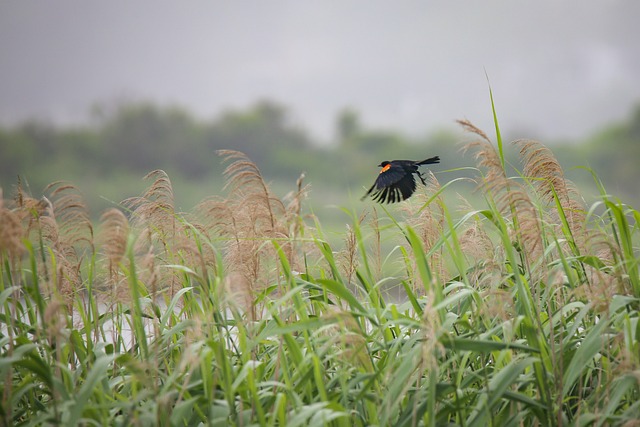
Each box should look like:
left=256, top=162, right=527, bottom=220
left=2, top=117, right=640, bottom=426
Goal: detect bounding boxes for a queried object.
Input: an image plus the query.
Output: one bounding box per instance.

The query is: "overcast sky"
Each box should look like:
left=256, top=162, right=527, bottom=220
left=1, top=1, right=639, bottom=142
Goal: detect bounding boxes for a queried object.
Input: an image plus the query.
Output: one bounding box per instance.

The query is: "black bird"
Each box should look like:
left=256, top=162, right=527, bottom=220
left=361, top=156, right=440, bottom=203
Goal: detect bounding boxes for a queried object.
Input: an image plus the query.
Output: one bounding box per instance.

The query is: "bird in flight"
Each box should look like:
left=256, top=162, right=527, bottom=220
left=361, top=156, right=440, bottom=203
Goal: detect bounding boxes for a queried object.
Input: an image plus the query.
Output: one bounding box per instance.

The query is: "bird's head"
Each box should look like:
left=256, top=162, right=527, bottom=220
left=378, top=161, right=390, bottom=167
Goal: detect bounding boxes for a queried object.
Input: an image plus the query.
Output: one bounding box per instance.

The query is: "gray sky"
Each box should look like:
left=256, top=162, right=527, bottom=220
left=1, top=1, right=639, bottom=142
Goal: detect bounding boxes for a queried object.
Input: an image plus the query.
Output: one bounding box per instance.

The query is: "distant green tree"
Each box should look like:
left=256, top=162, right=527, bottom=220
left=0, top=121, right=58, bottom=190
left=205, top=100, right=312, bottom=171
left=96, top=102, right=209, bottom=177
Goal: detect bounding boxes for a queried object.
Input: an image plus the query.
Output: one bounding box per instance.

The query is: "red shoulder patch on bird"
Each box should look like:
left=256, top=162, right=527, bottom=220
left=379, top=164, right=391, bottom=174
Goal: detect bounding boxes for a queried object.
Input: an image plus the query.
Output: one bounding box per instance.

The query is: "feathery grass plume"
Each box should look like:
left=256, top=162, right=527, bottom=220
left=43, top=298, right=65, bottom=348
left=13, top=183, right=53, bottom=285
left=44, top=181, right=94, bottom=251
left=196, top=195, right=257, bottom=313
left=280, top=172, right=312, bottom=276
left=0, top=189, right=25, bottom=261
left=455, top=193, right=504, bottom=294
left=406, top=287, right=445, bottom=426
left=459, top=120, right=544, bottom=266
left=123, top=170, right=177, bottom=247
left=284, top=173, right=310, bottom=239
left=197, top=150, right=306, bottom=318
left=457, top=118, right=491, bottom=144
left=39, top=182, right=93, bottom=309
left=458, top=118, right=511, bottom=203
left=222, top=270, right=254, bottom=319
left=98, top=208, right=130, bottom=294
left=338, top=223, right=359, bottom=288
left=458, top=219, right=510, bottom=318
left=572, top=265, right=618, bottom=313
left=99, top=208, right=129, bottom=273
left=567, top=217, right=629, bottom=304
left=403, top=171, right=446, bottom=290
left=137, top=244, right=160, bottom=298
left=458, top=218, right=494, bottom=264
left=171, top=218, right=219, bottom=281
left=580, top=231, right=630, bottom=297
left=514, top=139, right=586, bottom=251
left=123, top=170, right=192, bottom=297
left=420, top=288, right=444, bottom=362
left=218, top=149, right=284, bottom=230
left=12, top=180, right=49, bottom=257
left=218, top=149, right=292, bottom=274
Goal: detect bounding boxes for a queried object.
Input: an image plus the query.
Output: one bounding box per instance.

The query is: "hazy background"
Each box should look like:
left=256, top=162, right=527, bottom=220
left=1, top=2, right=640, bottom=224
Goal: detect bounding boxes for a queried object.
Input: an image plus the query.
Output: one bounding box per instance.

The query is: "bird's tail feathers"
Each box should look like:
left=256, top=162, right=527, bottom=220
left=418, top=156, right=440, bottom=165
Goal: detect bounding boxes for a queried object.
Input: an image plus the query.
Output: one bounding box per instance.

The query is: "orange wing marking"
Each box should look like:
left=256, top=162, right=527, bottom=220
left=379, top=164, right=391, bottom=174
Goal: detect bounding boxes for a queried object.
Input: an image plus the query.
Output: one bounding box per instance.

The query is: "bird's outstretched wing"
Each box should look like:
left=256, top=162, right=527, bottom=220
left=373, top=163, right=407, bottom=189
left=396, top=173, right=417, bottom=200
left=362, top=172, right=417, bottom=203
left=361, top=163, right=404, bottom=202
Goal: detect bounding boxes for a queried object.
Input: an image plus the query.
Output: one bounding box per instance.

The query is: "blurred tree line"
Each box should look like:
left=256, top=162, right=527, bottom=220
left=1, top=100, right=311, bottom=183
left=1, top=99, right=639, bottom=215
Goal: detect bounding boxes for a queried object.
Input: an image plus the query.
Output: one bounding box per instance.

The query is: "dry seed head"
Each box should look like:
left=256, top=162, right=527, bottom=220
left=224, top=271, right=254, bottom=319
left=195, top=196, right=236, bottom=236
left=544, top=269, right=571, bottom=312
left=403, top=175, right=443, bottom=243
left=173, top=233, right=218, bottom=275
left=467, top=260, right=503, bottom=291
left=584, top=230, right=620, bottom=267
left=578, top=261, right=628, bottom=310
left=44, top=298, right=66, bottom=343
left=420, top=289, right=445, bottom=369
left=462, top=130, right=544, bottom=263
left=217, top=149, right=286, bottom=228
left=462, top=139, right=508, bottom=197
left=104, top=275, right=131, bottom=305
left=514, top=139, right=570, bottom=204
left=514, top=139, right=586, bottom=246
left=456, top=119, right=491, bottom=143
left=32, top=184, right=90, bottom=307
left=459, top=221, right=494, bottom=262
left=195, top=151, right=309, bottom=304
left=404, top=174, right=446, bottom=285
left=44, top=182, right=94, bottom=248
left=455, top=192, right=475, bottom=215
left=0, top=192, right=25, bottom=259
left=338, top=223, right=359, bottom=286
left=204, top=151, right=299, bottom=294
left=123, top=170, right=179, bottom=244
left=284, top=173, right=310, bottom=239
left=139, top=244, right=161, bottom=295
left=511, top=197, right=544, bottom=261
left=175, top=320, right=207, bottom=374
left=99, top=208, right=130, bottom=273
left=13, top=183, right=49, bottom=235
left=18, top=195, right=48, bottom=216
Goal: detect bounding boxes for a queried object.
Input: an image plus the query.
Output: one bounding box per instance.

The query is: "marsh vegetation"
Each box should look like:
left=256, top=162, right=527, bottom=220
left=1, top=118, right=640, bottom=426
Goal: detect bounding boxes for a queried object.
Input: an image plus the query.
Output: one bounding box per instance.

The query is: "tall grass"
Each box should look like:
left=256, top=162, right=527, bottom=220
left=1, top=123, right=639, bottom=426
